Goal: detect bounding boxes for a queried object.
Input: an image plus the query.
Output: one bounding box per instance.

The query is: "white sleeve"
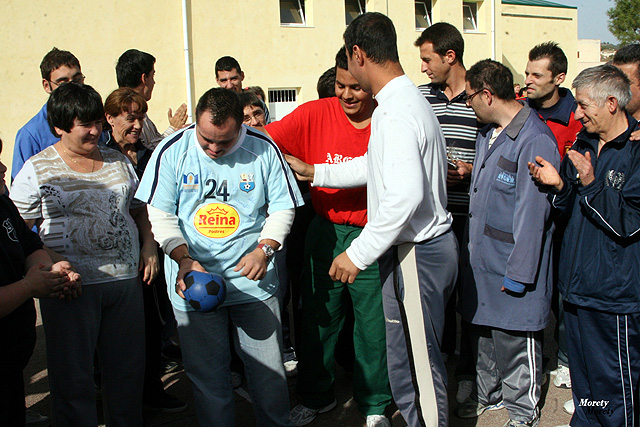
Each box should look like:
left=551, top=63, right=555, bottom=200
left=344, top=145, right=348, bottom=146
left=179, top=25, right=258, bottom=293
left=147, top=204, right=188, bottom=255
left=258, top=208, right=295, bottom=247
left=312, top=153, right=368, bottom=189
left=9, top=161, right=42, bottom=219
left=346, top=120, right=427, bottom=270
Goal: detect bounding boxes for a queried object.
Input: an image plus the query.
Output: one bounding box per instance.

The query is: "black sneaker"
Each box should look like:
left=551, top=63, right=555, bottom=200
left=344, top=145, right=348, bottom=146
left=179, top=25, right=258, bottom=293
left=143, top=391, right=188, bottom=413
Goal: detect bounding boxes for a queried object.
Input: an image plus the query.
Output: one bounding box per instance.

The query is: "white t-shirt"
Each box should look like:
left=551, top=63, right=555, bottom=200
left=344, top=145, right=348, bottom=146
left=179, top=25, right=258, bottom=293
left=11, top=145, right=143, bottom=285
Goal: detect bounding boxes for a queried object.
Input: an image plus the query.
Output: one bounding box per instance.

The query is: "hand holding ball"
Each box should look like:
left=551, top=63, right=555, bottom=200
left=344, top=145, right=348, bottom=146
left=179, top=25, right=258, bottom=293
left=183, top=271, right=227, bottom=312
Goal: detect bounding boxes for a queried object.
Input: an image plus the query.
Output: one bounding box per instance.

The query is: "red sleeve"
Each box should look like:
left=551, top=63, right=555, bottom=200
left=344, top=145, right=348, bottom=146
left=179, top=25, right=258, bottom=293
left=264, top=105, right=309, bottom=158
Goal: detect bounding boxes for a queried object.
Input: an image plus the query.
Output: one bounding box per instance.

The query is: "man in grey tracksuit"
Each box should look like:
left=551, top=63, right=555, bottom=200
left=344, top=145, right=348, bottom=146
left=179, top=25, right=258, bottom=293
left=458, top=59, right=560, bottom=427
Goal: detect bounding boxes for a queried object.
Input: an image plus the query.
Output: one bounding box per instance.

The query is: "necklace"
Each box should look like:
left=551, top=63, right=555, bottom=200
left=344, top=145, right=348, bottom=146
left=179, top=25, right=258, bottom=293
left=60, top=143, right=96, bottom=173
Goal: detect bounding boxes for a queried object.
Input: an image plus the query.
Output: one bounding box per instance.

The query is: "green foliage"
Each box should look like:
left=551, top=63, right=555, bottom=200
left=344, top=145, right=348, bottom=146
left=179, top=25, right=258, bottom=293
left=608, top=0, right=640, bottom=45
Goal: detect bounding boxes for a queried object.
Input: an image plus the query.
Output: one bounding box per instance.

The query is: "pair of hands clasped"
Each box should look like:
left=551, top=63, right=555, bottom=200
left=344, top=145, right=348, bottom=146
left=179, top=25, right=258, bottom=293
left=25, top=260, right=82, bottom=300
left=528, top=150, right=595, bottom=190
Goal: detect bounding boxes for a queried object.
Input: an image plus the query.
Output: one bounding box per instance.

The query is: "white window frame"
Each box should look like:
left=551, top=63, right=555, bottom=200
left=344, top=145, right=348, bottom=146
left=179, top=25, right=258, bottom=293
left=280, top=0, right=306, bottom=26
left=268, top=88, right=299, bottom=121
left=415, top=1, right=433, bottom=31
left=463, top=2, right=479, bottom=32
left=345, top=0, right=366, bottom=26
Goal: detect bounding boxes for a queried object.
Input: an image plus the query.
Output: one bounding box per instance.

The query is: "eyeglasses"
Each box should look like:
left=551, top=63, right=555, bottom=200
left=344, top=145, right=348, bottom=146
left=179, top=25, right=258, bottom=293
left=465, top=87, right=490, bottom=107
left=243, top=110, right=266, bottom=125
left=48, top=74, right=86, bottom=88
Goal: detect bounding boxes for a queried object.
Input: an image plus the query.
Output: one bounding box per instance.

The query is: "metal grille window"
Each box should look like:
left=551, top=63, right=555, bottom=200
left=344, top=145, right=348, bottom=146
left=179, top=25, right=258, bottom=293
left=268, top=89, right=298, bottom=120
left=345, top=0, right=366, bottom=25
left=415, top=1, right=432, bottom=30
left=280, top=0, right=306, bottom=26
left=463, top=2, right=479, bottom=31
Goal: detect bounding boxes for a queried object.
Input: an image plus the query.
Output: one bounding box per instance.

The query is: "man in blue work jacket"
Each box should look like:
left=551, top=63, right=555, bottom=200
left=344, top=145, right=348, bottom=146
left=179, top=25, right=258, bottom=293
left=529, top=64, right=640, bottom=427
left=457, top=59, right=560, bottom=427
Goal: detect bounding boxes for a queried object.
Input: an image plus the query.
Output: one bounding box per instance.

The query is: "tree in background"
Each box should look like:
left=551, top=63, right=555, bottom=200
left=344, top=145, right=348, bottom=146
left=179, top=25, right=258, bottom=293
left=608, top=0, right=640, bottom=45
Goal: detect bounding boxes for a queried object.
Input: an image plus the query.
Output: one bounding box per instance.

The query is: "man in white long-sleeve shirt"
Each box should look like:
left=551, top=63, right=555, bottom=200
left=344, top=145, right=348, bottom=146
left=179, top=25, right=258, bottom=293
left=286, top=12, right=457, bottom=427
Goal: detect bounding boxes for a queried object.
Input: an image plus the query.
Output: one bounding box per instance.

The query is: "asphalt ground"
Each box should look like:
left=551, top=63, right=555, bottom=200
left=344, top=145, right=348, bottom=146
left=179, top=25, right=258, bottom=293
left=25, top=300, right=573, bottom=427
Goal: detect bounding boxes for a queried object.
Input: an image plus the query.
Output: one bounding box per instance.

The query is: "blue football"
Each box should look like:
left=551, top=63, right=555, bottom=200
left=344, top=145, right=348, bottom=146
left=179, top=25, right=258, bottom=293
left=183, top=271, right=227, bottom=312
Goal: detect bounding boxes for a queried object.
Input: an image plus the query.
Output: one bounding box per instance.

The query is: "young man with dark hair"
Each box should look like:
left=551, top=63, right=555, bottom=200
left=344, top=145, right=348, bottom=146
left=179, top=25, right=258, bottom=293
left=525, top=42, right=582, bottom=157
left=530, top=64, right=640, bottom=427
left=116, top=49, right=187, bottom=149
left=264, top=47, right=391, bottom=427
left=458, top=59, right=560, bottom=427
left=136, top=87, right=302, bottom=427
left=613, top=43, right=640, bottom=120
left=12, top=47, right=85, bottom=179
left=215, top=55, right=271, bottom=123
left=415, top=22, right=479, bottom=403
left=287, top=12, right=456, bottom=427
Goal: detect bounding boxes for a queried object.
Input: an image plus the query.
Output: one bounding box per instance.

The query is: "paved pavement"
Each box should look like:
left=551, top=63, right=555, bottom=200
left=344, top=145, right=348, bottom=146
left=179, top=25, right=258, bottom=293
left=25, top=300, right=573, bottom=426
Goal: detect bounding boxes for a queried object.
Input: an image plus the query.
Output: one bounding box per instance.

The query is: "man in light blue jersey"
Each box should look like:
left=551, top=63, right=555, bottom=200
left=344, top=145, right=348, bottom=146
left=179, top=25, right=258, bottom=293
left=135, top=87, right=303, bottom=427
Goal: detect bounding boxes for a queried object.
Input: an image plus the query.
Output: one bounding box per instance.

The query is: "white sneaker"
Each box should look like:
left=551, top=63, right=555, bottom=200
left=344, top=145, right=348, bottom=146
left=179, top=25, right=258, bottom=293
left=551, top=365, right=571, bottom=388
left=563, top=398, right=575, bottom=415
left=284, top=359, right=298, bottom=377
left=366, top=414, right=391, bottom=427
left=456, top=380, right=473, bottom=404
left=289, top=400, right=337, bottom=426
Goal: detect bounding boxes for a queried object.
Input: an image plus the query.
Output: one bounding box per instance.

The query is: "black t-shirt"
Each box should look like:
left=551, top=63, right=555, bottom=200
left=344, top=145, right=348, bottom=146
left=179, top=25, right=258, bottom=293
left=0, top=194, right=42, bottom=367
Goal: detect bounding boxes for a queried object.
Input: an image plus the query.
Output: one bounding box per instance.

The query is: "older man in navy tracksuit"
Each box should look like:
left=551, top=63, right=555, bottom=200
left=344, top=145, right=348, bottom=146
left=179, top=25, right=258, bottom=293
left=531, top=64, right=640, bottom=427
left=458, top=59, right=560, bottom=427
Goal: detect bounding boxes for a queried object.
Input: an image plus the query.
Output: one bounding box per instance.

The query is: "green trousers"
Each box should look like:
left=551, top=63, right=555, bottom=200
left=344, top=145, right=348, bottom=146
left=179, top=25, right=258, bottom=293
left=296, top=216, right=391, bottom=416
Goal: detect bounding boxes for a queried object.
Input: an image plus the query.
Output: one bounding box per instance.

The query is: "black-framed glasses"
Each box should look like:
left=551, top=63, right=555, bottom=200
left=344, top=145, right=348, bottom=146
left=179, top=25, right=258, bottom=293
left=48, top=74, right=85, bottom=88
left=465, top=87, right=490, bottom=107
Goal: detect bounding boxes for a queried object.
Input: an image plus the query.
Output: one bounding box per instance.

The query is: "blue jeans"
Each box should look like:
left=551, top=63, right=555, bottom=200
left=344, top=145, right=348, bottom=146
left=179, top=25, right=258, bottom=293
left=174, top=295, right=292, bottom=427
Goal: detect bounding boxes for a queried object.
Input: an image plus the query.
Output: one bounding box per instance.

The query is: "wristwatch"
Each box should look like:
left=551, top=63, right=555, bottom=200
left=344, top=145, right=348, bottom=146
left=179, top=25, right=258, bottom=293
left=257, top=243, right=275, bottom=259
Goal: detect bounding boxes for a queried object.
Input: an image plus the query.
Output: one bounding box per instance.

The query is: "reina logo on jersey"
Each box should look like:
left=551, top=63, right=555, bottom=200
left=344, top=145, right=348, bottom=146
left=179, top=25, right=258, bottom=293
left=183, top=173, right=199, bottom=191
left=193, top=203, right=240, bottom=238
left=239, top=173, right=255, bottom=193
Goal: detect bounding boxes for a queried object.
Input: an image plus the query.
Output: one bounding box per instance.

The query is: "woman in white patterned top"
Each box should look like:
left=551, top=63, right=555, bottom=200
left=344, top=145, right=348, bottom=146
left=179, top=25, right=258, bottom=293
left=10, top=83, right=157, bottom=426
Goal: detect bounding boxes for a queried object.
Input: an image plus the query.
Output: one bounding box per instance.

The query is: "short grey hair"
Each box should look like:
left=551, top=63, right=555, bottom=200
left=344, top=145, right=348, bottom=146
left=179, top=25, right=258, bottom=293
left=572, top=64, right=631, bottom=110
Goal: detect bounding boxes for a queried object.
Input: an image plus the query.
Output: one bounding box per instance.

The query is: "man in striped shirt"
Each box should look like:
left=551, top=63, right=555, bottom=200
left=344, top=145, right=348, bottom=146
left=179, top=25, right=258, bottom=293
left=415, top=22, right=480, bottom=404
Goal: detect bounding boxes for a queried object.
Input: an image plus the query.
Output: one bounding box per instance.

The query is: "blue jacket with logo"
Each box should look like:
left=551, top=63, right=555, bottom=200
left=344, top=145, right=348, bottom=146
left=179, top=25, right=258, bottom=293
left=460, top=105, right=560, bottom=331
left=550, top=114, right=640, bottom=314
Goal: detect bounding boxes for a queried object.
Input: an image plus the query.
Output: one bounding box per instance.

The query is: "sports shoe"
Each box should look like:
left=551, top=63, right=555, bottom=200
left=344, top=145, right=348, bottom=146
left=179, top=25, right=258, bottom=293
left=456, top=399, right=504, bottom=418
left=25, top=409, right=50, bottom=427
left=551, top=365, right=571, bottom=388
left=143, top=391, right=188, bottom=413
left=284, top=358, right=298, bottom=377
left=162, top=357, right=181, bottom=374
left=366, top=414, right=390, bottom=427
left=456, top=380, right=473, bottom=404
left=289, top=400, right=337, bottom=426
left=563, top=398, right=575, bottom=415
left=503, top=417, right=539, bottom=427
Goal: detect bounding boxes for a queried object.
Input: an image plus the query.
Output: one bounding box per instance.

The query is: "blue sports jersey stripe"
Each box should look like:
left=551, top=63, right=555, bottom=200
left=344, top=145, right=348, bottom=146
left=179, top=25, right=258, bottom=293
left=246, top=128, right=299, bottom=207
left=146, top=124, right=194, bottom=204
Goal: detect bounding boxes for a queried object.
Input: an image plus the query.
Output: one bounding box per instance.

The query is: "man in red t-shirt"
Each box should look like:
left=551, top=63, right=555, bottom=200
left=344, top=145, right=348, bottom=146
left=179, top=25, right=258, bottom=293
left=263, top=47, right=392, bottom=427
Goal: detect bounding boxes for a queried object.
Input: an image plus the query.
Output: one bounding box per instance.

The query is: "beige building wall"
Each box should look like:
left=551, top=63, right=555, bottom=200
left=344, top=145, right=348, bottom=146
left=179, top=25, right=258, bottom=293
left=0, top=0, right=579, bottom=179
left=500, top=3, right=578, bottom=87
left=577, top=39, right=604, bottom=74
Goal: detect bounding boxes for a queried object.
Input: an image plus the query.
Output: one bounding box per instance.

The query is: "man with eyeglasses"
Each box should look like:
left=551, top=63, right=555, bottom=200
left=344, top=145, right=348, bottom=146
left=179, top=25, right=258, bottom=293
left=12, top=48, right=86, bottom=179
left=456, top=59, right=559, bottom=427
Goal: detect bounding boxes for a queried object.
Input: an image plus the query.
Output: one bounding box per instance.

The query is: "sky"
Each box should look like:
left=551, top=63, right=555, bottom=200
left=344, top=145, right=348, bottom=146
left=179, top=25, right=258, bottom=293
left=558, top=0, right=618, bottom=44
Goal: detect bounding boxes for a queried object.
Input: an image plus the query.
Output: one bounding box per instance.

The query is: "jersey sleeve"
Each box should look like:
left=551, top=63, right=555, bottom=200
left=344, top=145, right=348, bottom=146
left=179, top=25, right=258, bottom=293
left=263, top=141, right=305, bottom=214
left=135, top=141, right=180, bottom=215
